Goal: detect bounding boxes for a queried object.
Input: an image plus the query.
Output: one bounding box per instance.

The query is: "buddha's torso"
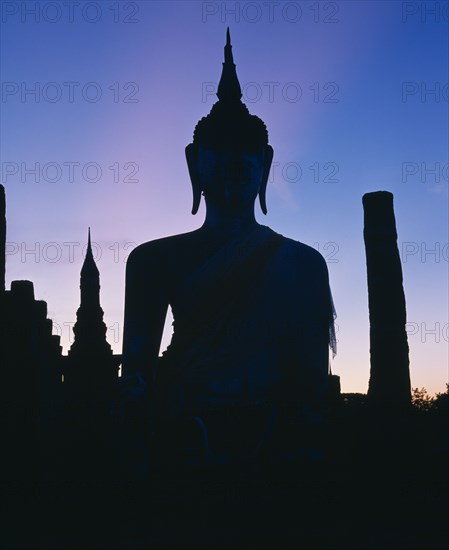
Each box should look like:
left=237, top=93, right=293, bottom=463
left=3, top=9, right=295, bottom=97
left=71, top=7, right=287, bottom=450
left=131, top=224, right=330, bottom=412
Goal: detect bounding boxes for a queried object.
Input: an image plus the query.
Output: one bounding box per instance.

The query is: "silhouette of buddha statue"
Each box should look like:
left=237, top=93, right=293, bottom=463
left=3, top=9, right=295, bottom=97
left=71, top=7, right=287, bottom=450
left=122, top=29, right=336, bottom=458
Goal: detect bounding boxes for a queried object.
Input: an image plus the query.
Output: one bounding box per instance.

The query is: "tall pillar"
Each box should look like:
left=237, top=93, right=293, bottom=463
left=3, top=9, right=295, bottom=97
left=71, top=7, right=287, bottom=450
left=1, top=185, right=6, bottom=293
left=363, top=191, right=411, bottom=407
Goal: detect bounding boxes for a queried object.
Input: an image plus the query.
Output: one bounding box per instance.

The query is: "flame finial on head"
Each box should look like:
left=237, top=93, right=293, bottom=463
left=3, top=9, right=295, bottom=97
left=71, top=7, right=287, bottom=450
left=217, top=27, right=242, bottom=102
left=192, top=28, right=269, bottom=149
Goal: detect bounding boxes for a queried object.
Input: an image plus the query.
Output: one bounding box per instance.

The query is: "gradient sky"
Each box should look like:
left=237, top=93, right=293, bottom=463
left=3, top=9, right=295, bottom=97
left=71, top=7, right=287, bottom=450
left=1, top=0, right=448, bottom=394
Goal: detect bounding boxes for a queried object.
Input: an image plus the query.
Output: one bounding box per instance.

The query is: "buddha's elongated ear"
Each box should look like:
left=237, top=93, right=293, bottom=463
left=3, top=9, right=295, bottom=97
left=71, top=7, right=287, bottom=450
left=259, top=144, right=273, bottom=215
left=185, top=143, right=202, bottom=215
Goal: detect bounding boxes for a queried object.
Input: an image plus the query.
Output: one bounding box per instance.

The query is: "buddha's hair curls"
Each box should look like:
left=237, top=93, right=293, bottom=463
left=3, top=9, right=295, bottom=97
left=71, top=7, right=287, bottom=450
left=193, top=99, right=268, bottom=151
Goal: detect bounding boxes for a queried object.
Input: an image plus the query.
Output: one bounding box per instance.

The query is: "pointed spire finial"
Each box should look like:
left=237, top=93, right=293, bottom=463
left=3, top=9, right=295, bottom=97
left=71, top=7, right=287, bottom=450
left=81, top=226, right=98, bottom=276
left=85, top=226, right=94, bottom=261
left=217, top=27, right=242, bottom=102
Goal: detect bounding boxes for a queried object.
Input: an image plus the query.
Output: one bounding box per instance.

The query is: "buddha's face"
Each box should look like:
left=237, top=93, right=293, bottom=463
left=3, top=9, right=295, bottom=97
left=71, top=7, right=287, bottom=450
left=196, top=143, right=266, bottom=210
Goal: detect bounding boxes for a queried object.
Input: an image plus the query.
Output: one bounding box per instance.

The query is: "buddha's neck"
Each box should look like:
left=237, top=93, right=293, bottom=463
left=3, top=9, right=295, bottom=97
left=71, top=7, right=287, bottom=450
left=201, top=203, right=258, bottom=237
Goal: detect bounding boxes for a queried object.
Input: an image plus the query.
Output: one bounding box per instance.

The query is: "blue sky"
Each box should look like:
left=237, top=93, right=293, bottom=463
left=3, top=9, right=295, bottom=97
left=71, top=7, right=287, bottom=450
left=1, top=0, right=448, bottom=393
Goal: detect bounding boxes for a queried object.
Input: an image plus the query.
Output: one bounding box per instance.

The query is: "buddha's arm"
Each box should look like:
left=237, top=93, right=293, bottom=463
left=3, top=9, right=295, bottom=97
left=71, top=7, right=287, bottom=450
left=122, top=246, right=169, bottom=379
left=309, top=255, right=332, bottom=394
left=294, top=250, right=332, bottom=402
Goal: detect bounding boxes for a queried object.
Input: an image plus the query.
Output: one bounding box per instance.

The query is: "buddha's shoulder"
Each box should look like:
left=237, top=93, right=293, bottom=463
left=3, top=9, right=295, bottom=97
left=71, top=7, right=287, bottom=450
left=126, top=230, right=200, bottom=265
left=273, top=231, right=326, bottom=265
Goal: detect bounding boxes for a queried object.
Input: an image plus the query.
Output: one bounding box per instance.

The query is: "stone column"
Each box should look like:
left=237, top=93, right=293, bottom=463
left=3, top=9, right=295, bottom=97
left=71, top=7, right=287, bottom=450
left=363, top=191, right=411, bottom=407
left=1, top=185, right=5, bottom=293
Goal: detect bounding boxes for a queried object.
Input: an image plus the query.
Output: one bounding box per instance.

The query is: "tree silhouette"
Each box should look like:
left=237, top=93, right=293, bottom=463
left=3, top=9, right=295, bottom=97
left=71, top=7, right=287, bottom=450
left=411, top=386, right=435, bottom=412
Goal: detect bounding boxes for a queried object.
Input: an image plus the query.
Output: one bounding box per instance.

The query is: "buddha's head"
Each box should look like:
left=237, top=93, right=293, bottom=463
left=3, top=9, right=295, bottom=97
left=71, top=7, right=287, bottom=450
left=186, top=28, right=273, bottom=215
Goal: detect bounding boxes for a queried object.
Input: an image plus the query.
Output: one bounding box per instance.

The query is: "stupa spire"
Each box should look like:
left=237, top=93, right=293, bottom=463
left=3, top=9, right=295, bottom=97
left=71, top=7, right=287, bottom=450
left=81, top=227, right=99, bottom=278
left=66, top=228, right=119, bottom=389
